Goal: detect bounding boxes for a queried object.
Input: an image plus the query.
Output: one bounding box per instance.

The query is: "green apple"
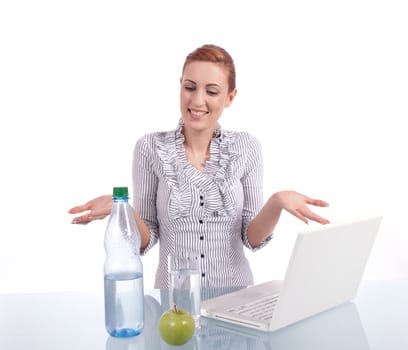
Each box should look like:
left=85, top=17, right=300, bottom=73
left=158, top=305, right=195, bottom=346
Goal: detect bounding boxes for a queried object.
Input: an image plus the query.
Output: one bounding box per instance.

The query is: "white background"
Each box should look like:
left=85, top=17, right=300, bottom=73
left=0, top=0, right=407, bottom=293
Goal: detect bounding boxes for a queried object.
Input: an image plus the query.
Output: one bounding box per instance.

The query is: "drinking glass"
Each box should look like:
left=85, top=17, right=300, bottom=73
left=168, top=253, right=201, bottom=327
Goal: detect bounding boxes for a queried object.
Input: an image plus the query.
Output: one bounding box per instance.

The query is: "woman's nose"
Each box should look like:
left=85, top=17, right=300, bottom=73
left=192, top=89, right=206, bottom=107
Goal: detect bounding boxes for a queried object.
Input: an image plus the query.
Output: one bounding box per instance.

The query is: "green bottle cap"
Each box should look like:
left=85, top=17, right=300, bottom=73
left=113, top=187, right=129, bottom=198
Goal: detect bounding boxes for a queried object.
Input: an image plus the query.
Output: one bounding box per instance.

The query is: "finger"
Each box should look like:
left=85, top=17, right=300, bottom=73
left=306, top=198, right=330, bottom=207
left=88, top=214, right=107, bottom=221
left=310, top=215, right=330, bottom=225
left=288, top=209, right=309, bottom=224
left=85, top=207, right=110, bottom=220
left=71, top=214, right=92, bottom=225
left=302, top=209, right=330, bottom=224
left=68, top=203, right=91, bottom=214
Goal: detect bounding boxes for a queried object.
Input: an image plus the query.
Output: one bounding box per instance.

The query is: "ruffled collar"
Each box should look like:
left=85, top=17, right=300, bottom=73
left=174, top=118, right=222, bottom=143
left=154, top=118, right=240, bottom=218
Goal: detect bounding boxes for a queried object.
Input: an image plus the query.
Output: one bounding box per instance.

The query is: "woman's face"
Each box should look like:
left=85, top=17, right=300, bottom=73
left=180, top=61, right=236, bottom=133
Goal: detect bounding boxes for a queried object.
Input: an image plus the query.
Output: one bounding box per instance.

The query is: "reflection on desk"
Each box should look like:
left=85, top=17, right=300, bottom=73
left=201, top=302, right=368, bottom=350
left=1, top=281, right=408, bottom=350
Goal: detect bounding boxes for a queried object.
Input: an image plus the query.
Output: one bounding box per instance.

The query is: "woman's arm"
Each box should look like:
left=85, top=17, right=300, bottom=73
left=132, top=208, right=151, bottom=250
left=68, top=194, right=151, bottom=250
left=247, top=190, right=330, bottom=248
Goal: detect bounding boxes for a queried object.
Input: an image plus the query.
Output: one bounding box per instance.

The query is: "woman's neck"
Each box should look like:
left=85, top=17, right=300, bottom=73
left=182, top=127, right=214, bottom=154
left=182, top=127, right=214, bottom=171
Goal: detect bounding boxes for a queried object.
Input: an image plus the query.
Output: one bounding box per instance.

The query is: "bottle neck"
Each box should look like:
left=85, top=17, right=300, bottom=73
left=113, top=196, right=129, bottom=203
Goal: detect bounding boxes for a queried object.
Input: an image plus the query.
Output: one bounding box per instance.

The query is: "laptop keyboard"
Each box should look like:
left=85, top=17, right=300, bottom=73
left=226, top=294, right=280, bottom=321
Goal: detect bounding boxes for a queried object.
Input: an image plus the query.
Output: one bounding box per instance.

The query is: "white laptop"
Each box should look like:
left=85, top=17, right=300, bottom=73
left=200, top=215, right=382, bottom=332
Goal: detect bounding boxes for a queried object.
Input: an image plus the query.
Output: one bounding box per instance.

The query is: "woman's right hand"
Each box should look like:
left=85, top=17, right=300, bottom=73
left=68, top=194, right=113, bottom=224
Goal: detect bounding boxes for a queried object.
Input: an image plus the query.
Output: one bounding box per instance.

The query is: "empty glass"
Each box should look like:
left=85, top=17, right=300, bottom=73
left=168, top=253, right=201, bottom=327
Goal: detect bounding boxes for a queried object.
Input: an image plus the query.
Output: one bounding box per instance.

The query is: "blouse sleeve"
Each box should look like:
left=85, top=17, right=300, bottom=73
left=132, top=135, right=160, bottom=255
left=240, top=133, right=273, bottom=251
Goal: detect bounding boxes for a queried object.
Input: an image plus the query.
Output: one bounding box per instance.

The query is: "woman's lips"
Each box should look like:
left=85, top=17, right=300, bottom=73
left=189, top=109, right=207, bottom=120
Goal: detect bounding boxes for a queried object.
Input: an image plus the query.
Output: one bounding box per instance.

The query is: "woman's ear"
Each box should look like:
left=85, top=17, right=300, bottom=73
left=225, top=88, right=237, bottom=108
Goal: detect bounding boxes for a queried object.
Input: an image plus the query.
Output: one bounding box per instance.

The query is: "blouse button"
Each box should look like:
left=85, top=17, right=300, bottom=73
left=201, top=273, right=205, bottom=277
left=199, top=219, right=203, bottom=224
left=200, top=236, right=204, bottom=240
left=201, top=254, right=204, bottom=258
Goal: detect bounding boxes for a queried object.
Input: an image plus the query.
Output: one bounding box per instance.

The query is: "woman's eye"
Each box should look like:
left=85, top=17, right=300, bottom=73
left=184, top=85, right=195, bottom=91
left=207, top=90, right=219, bottom=96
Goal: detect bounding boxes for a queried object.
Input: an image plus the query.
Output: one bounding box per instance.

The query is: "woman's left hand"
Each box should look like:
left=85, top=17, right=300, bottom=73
left=274, top=190, right=330, bottom=225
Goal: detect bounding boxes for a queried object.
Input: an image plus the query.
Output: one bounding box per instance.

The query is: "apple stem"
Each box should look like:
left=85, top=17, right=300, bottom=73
left=173, top=304, right=178, bottom=314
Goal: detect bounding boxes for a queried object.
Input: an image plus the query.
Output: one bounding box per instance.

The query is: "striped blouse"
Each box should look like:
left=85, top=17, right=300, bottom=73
left=132, top=120, right=272, bottom=289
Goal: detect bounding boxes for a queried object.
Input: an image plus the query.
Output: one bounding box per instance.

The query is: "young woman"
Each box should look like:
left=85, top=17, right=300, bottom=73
left=68, top=44, right=329, bottom=289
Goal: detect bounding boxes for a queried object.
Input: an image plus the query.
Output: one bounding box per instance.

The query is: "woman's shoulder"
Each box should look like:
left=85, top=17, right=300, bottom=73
left=221, top=129, right=261, bottom=150
left=134, top=129, right=177, bottom=156
left=136, top=129, right=176, bottom=144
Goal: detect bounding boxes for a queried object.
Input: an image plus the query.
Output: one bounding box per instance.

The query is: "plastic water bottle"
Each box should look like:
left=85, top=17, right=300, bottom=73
left=104, top=186, right=144, bottom=337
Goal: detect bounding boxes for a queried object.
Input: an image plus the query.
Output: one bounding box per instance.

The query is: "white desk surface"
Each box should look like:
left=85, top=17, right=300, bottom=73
left=1, top=280, right=407, bottom=350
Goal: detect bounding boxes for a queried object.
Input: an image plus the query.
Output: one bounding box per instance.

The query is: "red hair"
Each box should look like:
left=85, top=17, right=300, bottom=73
left=182, top=44, right=236, bottom=93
